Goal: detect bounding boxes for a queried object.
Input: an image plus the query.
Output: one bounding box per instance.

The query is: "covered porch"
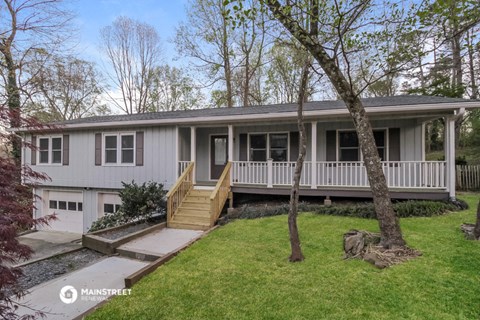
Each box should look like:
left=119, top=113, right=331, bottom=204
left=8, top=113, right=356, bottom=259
left=175, top=115, right=457, bottom=200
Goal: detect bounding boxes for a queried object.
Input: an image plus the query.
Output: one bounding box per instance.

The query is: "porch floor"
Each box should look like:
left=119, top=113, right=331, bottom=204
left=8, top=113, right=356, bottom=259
left=230, top=185, right=449, bottom=200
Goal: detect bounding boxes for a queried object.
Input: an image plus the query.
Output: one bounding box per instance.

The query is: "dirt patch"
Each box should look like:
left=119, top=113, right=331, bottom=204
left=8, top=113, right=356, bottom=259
left=343, top=230, right=422, bottom=268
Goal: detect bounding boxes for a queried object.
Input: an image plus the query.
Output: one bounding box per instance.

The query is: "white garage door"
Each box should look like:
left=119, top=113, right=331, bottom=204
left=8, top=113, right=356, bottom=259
left=43, top=191, right=84, bottom=234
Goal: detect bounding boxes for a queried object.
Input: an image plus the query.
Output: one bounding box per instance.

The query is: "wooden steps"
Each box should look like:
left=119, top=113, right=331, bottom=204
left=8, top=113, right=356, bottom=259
left=168, top=189, right=212, bottom=231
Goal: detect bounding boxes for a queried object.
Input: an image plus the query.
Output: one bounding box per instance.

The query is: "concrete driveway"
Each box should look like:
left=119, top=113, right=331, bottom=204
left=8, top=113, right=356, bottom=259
left=15, top=230, right=82, bottom=266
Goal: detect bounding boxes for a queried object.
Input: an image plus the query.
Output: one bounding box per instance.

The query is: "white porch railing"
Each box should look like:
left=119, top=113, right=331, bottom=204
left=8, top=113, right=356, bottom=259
left=178, top=161, right=192, bottom=176
left=230, top=160, right=446, bottom=189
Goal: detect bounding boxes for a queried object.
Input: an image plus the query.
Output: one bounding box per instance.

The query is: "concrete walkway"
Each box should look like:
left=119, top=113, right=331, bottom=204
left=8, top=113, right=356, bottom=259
left=14, top=257, right=148, bottom=320
left=15, top=231, right=82, bottom=266
left=117, top=228, right=204, bottom=260
left=13, top=227, right=206, bottom=319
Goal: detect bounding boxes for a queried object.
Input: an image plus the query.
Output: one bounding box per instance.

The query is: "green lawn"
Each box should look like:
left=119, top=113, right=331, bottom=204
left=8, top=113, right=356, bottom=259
left=89, top=194, right=480, bottom=320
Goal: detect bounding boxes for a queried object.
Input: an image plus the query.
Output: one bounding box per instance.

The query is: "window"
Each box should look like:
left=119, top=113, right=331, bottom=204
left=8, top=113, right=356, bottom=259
left=250, top=134, right=267, bottom=161
left=39, top=138, right=49, bottom=163
left=49, top=200, right=57, bottom=209
left=249, top=133, right=289, bottom=162
left=338, top=130, right=387, bottom=161
left=68, top=202, right=77, bottom=211
left=104, top=133, right=135, bottom=165
left=104, top=203, right=121, bottom=214
left=269, top=133, right=288, bottom=161
left=58, top=201, right=67, bottom=210
left=339, top=132, right=359, bottom=161
left=105, top=136, right=117, bottom=163
left=121, top=135, right=134, bottom=163
left=38, top=136, right=62, bottom=164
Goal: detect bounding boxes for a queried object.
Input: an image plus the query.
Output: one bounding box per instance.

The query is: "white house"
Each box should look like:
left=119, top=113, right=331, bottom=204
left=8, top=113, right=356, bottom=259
left=20, top=95, right=480, bottom=233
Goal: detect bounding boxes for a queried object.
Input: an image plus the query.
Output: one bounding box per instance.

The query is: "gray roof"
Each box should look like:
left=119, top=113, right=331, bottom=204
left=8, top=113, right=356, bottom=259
left=57, top=95, right=475, bottom=126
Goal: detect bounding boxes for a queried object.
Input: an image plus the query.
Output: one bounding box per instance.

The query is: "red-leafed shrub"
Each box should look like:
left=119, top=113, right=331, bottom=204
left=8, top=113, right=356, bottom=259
left=0, top=106, right=54, bottom=319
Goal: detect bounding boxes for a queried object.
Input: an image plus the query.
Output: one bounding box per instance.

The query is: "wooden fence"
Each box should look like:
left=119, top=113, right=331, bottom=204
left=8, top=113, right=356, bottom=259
left=456, top=165, right=480, bottom=190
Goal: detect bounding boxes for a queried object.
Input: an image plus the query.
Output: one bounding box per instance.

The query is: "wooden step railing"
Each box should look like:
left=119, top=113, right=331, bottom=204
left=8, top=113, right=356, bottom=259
left=167, top=162, right=194, bottom=224
left=209, top=162, right=232, bottom=226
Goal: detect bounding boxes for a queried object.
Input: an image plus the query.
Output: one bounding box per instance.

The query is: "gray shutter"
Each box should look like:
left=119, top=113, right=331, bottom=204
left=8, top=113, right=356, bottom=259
left=389, top=128, right=400, bottom=161
left=136, top=131, right=144, bottom=166
left=326, top=130, right=337, bottom=161
left=239, top=134, right=248, bottom=161
left=289, top=131, right=299, bottom=161
left=95, top=133, right=102, bottom=166
left=62, top=135, right=69, bottom=166
left=31, top=135, right=37, bottom=165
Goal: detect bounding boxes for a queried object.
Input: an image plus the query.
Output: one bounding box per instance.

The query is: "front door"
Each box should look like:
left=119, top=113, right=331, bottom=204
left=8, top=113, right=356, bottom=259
left=211, top=135, right=228, bottom=180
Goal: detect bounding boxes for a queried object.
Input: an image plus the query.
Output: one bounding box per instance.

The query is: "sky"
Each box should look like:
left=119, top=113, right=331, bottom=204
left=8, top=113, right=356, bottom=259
left=67, top=0, right=188, bottom=66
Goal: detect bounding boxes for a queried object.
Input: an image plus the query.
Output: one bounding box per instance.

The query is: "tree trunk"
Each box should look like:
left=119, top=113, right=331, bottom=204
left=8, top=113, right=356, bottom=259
left=288, top=62, right=310, bottom=262
left=467, top=30, right=477, bottom=99
left=267, top=0, right=405, bottom=248
left=1, top=45, right=22, bottom=166
left=222, top=13, right=234, bottom=108
left=474, top=200, right=480, bottom=240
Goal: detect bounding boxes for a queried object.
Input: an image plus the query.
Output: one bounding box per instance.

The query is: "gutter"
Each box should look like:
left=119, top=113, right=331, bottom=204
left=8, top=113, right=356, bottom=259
left=13, top=102, right=480, bottom=133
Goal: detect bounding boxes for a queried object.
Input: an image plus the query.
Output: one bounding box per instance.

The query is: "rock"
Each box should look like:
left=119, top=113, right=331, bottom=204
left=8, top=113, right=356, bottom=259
left=461, top=223, right=476, bottom=240
left=344, top=230, right=365, bottom=257
left=374, top=260, right=389, bottom=269
left=363, top=252, right=377, bottom=264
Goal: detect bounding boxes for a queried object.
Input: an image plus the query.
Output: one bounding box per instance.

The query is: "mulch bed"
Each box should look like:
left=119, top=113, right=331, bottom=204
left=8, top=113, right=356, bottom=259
left=343, top=230, right=422, bottom=268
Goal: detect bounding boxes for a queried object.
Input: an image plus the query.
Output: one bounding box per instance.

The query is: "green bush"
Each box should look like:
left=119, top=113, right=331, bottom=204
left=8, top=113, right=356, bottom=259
left=88, top=181, right=167, bottom=232
left=119, top=180, right=167, bottom=221
left=89, top=211, right=128, bottom=232
left=223, top=199, right=468, bottom=222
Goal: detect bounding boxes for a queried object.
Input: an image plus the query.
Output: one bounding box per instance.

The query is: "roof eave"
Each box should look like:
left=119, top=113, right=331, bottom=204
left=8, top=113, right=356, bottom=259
left=15, top=101, right=480, bottom=133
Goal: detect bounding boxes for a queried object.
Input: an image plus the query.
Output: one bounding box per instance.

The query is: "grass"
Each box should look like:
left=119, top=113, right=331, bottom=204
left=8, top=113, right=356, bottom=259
left=88, top=194, right=480, bottom=320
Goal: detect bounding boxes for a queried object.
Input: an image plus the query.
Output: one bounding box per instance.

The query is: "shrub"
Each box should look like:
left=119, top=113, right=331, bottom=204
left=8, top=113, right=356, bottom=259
left=222, top=199, right=468, bottom=222
left=88, top=211, right=128, bottom=232
left=88, top=181, right=167, bottom=232
left=119, top=180, right=167, bottom=221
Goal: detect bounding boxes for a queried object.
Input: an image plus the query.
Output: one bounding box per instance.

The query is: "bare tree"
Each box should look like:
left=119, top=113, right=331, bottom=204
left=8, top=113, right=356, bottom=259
left=26, top=54, right=108, bottom=121
left=0, top=0, right=72, bottom=162
left=175, top=0, right=235, bottom=107
left=101, top=16, right=162, bottom=114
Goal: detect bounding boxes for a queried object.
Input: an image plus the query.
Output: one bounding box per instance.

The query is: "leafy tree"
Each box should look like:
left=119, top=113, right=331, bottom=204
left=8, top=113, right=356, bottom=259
left=149, top=65, right=205, bottom=111
left=176, top=0, right=271, bottom=107
left=229, top=0, right=430, bottom=248
left=175, top=0, right=236, bottom=107
left=100, top=16, right=162, bottom=114
left=0, top=0, right=72, bottom=163
left=265, top=41, right=325, bottom=103
left=0, top=106, right=52, bottom=318
left=25, top=54, right=109, bottom=122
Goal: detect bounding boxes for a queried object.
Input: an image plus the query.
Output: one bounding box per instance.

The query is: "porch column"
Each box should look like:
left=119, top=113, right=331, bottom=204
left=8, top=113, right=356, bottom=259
left=190, top=126, right=196, bottom=184
left=228, top=125, right=234, bottom=185
left=445, top=116, right=455, bottom=199
left=228, top=125, right=234, bottom=162
left=175, top=126, right=179, bottom=178
left=311, top=121, right=317, bottom=189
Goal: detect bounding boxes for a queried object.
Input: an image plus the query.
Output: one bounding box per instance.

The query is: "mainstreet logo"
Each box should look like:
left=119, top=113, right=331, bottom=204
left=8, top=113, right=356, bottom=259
left=59, top=286, right=78, bottom=304
left=59, top=285, right=132, bottom=304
